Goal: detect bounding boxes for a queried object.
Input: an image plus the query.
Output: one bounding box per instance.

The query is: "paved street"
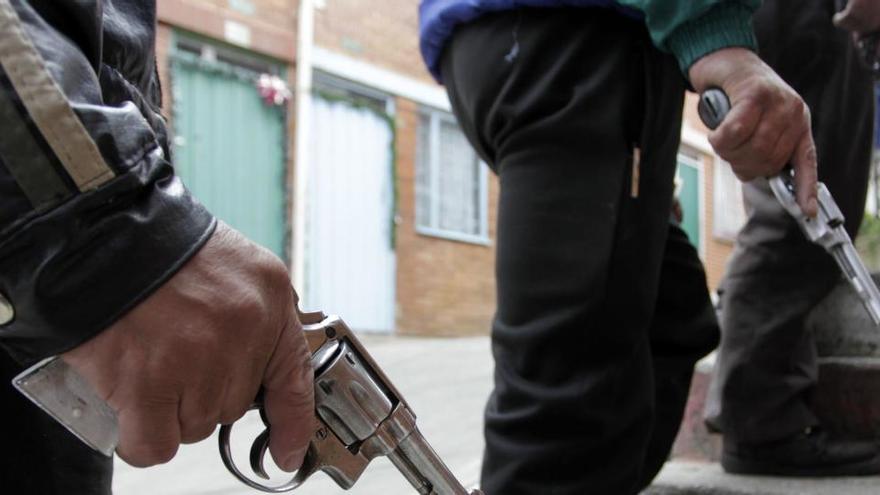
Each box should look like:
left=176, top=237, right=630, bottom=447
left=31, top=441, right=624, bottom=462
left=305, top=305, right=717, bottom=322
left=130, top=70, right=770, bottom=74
left=113, top=336, right=493, bottom=494
left=648, top=460, right=880, bottom=495
left=106, top=334, right=880, bottom=494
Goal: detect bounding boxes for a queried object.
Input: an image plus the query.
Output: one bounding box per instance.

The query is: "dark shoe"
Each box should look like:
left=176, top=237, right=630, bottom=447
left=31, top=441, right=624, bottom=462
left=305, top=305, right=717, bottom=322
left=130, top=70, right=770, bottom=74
left=722, top=427, right=880, bottom=476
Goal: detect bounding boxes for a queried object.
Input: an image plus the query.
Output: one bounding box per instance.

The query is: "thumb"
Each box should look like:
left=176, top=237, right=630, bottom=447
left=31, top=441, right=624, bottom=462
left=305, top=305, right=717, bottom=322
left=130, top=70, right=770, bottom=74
left=262, top=315, right=315, bottom=472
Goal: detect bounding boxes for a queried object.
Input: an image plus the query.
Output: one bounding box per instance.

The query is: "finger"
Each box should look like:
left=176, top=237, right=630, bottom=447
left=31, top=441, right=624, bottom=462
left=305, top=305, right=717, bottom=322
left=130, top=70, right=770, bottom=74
left=833, top=6, right=857, bottom=30
left=709, top=97, right=762, bottom=155
left=791, top=130, right=819, bottom=218
left=747, top=97, right=805, bottom=177
left=736, top=116, right=787, bottom=176
left=772, top=99, right=808, bottom=167
left=833, top=6, right=871, bottom=32
left=219, top=355, right=265, bottom=425
left=115, top=393, right=182, bottom=467
left=262, top=317, right=315, bottom=472
left=178, top=379, right=224, bottom=444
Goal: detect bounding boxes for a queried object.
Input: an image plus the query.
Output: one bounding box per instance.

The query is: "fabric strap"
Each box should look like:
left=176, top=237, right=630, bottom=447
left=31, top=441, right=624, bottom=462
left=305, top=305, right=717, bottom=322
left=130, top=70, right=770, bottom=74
left=0, top=85, right=72, bottom=209
left=0, top=0, right=115, bottom=195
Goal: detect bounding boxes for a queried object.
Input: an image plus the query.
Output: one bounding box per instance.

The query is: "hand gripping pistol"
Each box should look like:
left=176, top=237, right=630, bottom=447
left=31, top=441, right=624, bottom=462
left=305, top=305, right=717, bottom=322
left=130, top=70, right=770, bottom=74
left=13, top=303, right=482, bottom=494
left=698, top=88, right=880, bottom=325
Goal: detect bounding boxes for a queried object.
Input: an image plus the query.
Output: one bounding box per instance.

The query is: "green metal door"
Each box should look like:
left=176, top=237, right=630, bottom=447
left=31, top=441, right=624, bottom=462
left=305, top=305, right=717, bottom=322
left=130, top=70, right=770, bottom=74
left=677, top=157, right=701, bottom=249
left=171, top=50, right=287, bottom=257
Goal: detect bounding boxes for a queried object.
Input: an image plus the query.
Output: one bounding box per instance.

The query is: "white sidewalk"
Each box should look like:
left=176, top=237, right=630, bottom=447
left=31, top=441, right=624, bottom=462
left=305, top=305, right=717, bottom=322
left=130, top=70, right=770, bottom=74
left=112, top=336, right=493, bottom=495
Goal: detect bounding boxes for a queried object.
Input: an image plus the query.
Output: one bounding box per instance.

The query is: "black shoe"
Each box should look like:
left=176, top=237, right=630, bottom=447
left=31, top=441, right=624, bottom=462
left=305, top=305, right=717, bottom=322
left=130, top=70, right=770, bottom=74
left=721, top=427, right=880, bottom=476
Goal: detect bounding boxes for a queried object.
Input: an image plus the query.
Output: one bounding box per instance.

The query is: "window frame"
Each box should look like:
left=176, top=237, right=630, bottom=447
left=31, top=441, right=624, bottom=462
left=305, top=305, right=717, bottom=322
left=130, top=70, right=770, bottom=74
left=415, top=108, right=490, bottom=245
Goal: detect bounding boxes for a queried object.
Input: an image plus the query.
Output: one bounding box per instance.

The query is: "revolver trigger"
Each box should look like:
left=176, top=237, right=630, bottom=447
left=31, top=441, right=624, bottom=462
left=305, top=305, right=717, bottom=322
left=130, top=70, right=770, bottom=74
left=250, top=428, right=272, bottom=480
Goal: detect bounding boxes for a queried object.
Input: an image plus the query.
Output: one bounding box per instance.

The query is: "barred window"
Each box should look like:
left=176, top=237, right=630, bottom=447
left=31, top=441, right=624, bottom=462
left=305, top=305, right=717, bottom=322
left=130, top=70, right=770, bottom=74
left=415, top=109, right=488, bottom=243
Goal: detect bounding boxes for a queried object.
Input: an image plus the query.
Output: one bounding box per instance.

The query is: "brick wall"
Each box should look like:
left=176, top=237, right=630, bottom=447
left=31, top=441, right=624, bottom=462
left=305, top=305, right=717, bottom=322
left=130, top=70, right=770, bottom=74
left=155, top=24, right=174, bottom=120
left=314, top=0, right=433, bottom=83
left=701, top=157, right=735, bottom=292
left=158, top=0, right=298, bottom=62
left=682, top=94, right=735, bottom=293
left=394, top=99, right=499, bottom=336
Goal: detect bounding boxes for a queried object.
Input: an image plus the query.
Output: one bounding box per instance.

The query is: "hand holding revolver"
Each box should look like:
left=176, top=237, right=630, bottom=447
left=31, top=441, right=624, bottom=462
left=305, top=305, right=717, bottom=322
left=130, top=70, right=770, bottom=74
left=687, top=47, right=818, bottom=217
left=62, top=222, right=315, bottom=471
left=18, top=221, right=479, bottom=494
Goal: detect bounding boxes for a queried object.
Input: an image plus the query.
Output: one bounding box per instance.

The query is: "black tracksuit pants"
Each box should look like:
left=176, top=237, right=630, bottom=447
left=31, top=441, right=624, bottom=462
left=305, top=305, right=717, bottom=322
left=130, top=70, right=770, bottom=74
left=705, top=0, right=875, bottom=445
left=441, top=8, right=719, bottom=494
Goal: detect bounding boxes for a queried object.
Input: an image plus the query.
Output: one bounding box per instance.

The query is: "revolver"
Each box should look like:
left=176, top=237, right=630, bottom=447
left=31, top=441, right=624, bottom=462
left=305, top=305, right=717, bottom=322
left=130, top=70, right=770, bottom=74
left=698, top=88, right=880, bottom=325
left=220, top=307, right=482, bottom=494
left=13, top=304, right=482, bottom=494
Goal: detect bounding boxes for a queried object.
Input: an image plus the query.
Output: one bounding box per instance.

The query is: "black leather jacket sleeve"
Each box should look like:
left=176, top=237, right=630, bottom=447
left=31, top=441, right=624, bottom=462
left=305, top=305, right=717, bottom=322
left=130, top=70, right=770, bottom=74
left=0, top=0, right=215, bottom=365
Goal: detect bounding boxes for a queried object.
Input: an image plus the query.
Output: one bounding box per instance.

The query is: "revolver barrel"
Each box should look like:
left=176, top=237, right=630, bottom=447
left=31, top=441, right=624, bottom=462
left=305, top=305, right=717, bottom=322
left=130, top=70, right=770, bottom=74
left=769, top=175, right=880, bottom=325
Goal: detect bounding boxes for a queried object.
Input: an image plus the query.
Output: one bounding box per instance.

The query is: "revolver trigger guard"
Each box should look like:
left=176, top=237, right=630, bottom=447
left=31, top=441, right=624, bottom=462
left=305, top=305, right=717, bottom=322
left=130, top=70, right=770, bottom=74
left=218, top=420, right=319, bottom=493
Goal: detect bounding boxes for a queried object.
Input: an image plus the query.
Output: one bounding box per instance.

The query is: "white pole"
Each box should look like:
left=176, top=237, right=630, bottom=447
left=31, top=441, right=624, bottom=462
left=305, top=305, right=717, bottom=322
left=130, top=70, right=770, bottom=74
left=292, top=0, right=314, bottom=295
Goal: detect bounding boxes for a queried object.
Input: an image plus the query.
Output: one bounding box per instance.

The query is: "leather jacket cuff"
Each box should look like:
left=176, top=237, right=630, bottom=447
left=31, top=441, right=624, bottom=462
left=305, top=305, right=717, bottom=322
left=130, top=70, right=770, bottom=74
left=0, top=146, right=215, bottom=365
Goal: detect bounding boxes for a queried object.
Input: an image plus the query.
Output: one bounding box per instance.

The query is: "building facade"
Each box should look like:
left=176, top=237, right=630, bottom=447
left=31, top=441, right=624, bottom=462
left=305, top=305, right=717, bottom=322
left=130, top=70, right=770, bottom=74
left=153, top=0, right=744, bottom=337
left=155, top=0, right=299, bottom=259
left=309, top=0, right=498, bottom=336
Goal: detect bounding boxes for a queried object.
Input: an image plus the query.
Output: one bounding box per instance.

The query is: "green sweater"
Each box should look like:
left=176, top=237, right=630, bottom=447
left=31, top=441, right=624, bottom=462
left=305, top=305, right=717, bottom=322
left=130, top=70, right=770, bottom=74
left=619, top=0, right=761, bottom=72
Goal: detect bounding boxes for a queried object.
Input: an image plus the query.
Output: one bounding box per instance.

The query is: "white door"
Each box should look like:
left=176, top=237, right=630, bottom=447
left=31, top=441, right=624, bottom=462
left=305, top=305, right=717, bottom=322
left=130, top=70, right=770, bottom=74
left=304, top=96, right=396, bottom=333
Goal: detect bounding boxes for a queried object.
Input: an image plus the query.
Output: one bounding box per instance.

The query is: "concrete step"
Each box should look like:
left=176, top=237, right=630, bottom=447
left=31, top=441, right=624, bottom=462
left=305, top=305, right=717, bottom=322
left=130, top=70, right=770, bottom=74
left=671, top=355, right=880, bottom=463
left=644, top=461, right=880, bottom=495
left=670, top=356, right=721, bottom=462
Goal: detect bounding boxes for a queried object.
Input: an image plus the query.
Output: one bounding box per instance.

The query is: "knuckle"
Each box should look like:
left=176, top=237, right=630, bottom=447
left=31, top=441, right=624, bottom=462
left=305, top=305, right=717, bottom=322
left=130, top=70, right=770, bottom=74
left=235, top=290, right=267, bottom=321
left=150, top=442, right=180, bottom=464
left=728, top=123, right=745, bottom=142
left=752, top=137, right=775, bottom=159
left=729, top=159, right=757, bottom=181
left=126, top=441, right=179, bottom=467
left=256, top=248, right=290, bottom=284
left=802, top=144, right=818, bottom=165
left=181, top=422, right=216, bottom=444
left=219, top=407, right=248, bottom=425
left=732, top=168, right=754, bottom=182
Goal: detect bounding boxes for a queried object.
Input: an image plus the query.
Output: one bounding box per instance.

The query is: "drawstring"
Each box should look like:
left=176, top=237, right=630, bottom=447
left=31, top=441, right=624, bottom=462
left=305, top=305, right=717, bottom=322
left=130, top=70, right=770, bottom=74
left=504, top=10, right=522, bottom=63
